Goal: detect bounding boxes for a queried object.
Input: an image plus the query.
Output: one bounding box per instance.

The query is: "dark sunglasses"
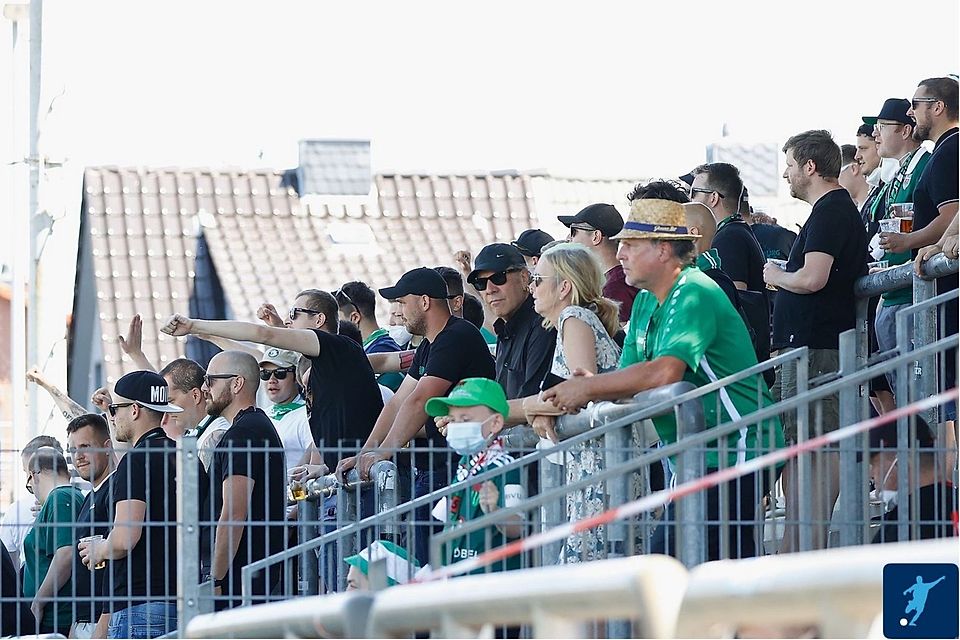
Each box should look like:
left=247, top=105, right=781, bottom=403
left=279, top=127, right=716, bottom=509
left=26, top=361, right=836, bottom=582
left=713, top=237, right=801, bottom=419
left=910, top=97, right=939, bottom=110
left=204, top=373, right=239, bottom=387
left=690, top=187, right=725, bottom=199
left=288, top=307, right=321, bottom=321
left=107, top=402, right=135, bottom=417
left=259, top=367, right=295, bottom=381
left=472, top=268, right=523, bottom=292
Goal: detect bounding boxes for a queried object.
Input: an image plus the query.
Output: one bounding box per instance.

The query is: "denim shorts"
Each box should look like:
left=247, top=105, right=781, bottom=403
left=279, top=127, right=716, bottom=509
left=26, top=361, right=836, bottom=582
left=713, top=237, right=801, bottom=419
left=108, top=602, right=177, bottom=639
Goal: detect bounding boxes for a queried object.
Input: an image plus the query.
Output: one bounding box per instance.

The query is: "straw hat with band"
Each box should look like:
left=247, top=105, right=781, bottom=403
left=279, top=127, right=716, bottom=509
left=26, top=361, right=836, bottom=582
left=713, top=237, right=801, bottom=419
left=610, top=199, right=701, bottom=241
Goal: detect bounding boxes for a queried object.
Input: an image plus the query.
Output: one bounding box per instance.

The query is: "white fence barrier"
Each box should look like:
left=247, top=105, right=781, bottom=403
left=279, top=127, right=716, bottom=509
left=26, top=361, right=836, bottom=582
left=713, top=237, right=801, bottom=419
left=674, top=537, right=957, bottom=638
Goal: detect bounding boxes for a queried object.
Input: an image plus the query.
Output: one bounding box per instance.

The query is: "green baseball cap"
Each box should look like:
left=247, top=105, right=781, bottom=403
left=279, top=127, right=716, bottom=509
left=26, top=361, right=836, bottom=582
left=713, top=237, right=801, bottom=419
left=343, top=540, right=419, bottom=586
left=424, top=377, right=509, bottom=418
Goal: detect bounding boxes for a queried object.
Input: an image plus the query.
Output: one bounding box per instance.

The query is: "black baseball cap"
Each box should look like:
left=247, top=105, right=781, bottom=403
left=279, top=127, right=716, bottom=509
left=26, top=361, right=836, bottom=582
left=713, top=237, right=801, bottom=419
left=467, top=243, right=526, bottom=285
left=557, top=203, right=624, bottom=238
left=379, top=267, right=449, bottom=300
left=862, top=98, right=915, bottom=127
left=114, top=370, right=183, bottom=413
left=512, top=229, right=555, bottom=258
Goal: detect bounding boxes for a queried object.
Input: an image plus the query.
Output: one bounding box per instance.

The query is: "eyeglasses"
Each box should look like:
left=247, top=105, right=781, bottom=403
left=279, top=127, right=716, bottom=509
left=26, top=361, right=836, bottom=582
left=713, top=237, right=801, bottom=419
left=874, top=121, right=903, bottom=130
left=204, top=374, right=239, bottom=387
left=911, top=97, right=940, bottom=109
left=472, top=268, right=522, bottom=292
left=259, top=367, right=295, bottom=381
left=569, top=224, right=596, bottom=234
left=107, top=402, right=135, bottom=417
left=288, top=307, right=321, bottom=321
left=690, top=187, right=725, bottom=199
left=529, top=273, right=559, bottom=288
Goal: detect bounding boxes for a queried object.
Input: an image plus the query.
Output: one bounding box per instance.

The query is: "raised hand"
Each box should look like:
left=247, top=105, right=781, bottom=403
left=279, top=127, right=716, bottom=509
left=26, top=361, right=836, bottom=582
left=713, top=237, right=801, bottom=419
left=118, top=314, right=144, bottom=356
left=91, top=386, right=113, bottom=413
left=453, top=250, right=472, bottom=276
left=160, top=314, right=194, bottom=337
left=257, top=303, right=285, bottom=328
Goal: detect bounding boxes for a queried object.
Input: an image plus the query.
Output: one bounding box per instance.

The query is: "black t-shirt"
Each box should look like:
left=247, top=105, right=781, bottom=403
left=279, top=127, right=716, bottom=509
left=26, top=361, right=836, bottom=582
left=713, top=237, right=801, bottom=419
left=751, top=223, right=798, bottom=261
left=494, top=296, right=556, bottom=399
left=308, top=329, right=384, bottom=450
left=912, top=128, right=959, bottom=295
left=210, top=407, right=286, bottom=603
left=408, top=316, right=496, bottom=473
left=772, top=189, right=868, bottom=350
left=107, top=428, right=177, bottom=609
left=71, top=475, right=114, bottom=622
left=711, top=216, right=766, bottom=291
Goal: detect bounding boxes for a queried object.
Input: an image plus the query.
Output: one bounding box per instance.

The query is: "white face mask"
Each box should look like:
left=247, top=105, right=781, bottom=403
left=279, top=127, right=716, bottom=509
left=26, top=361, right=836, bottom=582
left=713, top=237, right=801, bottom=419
left=387, top=324, right=412, bottom=346
left=445, top=416, right=493, bottom=456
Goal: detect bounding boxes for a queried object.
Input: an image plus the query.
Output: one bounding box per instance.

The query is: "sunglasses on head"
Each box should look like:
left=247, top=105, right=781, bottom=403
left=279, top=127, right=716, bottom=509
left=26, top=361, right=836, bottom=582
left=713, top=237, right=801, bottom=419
left=473, top=268, right=522, bottom=292
left=259, top=367, right=295, bottom=381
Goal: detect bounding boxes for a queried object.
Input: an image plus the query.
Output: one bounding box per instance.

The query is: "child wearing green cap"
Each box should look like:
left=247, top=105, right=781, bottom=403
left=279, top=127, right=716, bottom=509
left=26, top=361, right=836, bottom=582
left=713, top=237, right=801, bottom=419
left=425, top=378, right=526, bottom=573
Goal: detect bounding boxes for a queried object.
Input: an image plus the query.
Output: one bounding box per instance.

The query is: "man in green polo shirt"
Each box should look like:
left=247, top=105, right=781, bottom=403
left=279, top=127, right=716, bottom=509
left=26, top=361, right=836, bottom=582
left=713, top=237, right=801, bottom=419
left=544, top=198, right=784, bottom=561
left=862, top=98, right=931, bottom=394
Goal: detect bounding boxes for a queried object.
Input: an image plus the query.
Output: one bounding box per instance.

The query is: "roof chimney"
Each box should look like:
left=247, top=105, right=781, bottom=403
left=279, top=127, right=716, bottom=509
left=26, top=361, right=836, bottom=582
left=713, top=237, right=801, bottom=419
left=297, top=139, right=371, bottom=196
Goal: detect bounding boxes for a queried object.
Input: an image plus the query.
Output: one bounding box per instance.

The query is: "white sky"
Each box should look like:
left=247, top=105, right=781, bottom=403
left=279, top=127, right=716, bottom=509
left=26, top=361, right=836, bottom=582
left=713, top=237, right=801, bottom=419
left=32, top=0, right=960, bottom=179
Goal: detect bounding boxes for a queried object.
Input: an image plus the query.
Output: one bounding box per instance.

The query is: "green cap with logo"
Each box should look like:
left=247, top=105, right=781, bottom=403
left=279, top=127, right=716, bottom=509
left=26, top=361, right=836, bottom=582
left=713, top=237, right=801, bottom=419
left=425, top=377, right=509, bottom=418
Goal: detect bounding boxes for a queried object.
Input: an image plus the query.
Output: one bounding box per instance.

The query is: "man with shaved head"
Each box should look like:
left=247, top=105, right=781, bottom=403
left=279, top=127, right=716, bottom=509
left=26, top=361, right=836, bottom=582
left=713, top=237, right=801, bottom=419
left=203, top=351, right=286, bottom=609
left=683, top=202, right=738, bottom=307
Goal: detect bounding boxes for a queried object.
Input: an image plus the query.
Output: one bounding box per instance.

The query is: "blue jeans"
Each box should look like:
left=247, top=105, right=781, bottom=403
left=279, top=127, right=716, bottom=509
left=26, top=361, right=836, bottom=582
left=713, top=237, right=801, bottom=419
left=875, top=301, right=911, bottom=394
left=108, top=602, right=177, bottom=639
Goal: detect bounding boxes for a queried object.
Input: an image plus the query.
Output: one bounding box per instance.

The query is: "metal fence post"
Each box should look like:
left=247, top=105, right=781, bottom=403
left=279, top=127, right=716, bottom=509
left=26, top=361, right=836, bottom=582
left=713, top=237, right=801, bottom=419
left=298, top=498, right=319, bottom=597
left=795, top=348, right=813, bottom=552
left=837, top=330, right=865, bottom=546
left=675, top=394, right=706, bottom=568
left=538, top=448, right=564, bottom=567
left=602, top=413, right=631, bottom=639
left=336, top=473, right=360, bottom=591
left=912, top=272, right=939, bottom=427
left=372, top=460, right=398, bottom=541
left=177, top=434, right=200, bottom=636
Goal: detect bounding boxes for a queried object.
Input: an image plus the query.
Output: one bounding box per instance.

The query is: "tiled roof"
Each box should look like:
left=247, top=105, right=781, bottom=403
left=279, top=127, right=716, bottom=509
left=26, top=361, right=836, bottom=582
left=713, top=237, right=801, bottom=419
left=80, top=167, right=636, bottom=383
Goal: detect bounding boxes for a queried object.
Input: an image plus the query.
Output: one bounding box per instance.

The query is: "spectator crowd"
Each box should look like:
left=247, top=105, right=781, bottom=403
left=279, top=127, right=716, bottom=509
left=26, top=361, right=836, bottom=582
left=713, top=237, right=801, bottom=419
left=1, top=75, right=958, bottom=638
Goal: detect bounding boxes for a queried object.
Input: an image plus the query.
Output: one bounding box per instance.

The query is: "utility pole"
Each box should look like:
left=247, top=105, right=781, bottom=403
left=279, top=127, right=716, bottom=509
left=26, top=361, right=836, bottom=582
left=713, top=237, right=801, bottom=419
left=26, top=0, right=41, bottom=437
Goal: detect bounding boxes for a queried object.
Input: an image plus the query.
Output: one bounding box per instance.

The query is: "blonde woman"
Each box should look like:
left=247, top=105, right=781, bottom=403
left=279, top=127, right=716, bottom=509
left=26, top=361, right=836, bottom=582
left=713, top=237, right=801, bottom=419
left=522, top=243, right=622, bottom=563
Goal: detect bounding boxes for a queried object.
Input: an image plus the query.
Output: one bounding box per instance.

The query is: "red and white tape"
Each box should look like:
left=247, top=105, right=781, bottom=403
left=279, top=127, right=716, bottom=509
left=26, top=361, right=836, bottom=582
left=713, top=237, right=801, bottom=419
left=418, top=388, right=959, bottom=582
